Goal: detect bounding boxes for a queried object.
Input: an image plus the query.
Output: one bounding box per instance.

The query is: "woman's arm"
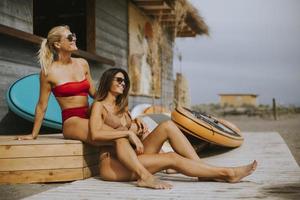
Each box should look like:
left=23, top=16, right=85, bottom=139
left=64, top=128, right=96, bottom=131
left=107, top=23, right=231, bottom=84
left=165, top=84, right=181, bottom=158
left=89, top=102, right=131, bottom=141
left=80, top=58, right=96, bottom=98
left=17, top=71, right=51, bottom=140
left=89, top=102, right=144, bottom=154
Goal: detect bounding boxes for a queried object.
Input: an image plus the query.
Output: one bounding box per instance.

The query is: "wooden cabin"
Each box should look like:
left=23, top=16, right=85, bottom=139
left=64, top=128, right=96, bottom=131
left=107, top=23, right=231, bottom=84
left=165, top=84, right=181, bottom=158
left=0, top=0, right=208, bottom=133
left=219, top=93, right=259, bottom=107
left=0, top=0, right=208, bottom=183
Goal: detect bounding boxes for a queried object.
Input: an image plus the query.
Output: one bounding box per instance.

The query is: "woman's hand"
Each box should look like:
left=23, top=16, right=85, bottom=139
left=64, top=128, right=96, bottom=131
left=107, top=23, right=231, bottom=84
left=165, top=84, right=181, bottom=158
left=128, top=131, right=144, bottom=154
left=15, top=134, right=36, bottom=140
left=133, top=118, right=149, bottom=137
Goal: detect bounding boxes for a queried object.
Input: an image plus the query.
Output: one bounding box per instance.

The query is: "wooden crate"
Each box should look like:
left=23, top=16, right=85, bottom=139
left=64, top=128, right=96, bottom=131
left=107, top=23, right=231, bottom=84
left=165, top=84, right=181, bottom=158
left=0, top=134, right=101, bottom=183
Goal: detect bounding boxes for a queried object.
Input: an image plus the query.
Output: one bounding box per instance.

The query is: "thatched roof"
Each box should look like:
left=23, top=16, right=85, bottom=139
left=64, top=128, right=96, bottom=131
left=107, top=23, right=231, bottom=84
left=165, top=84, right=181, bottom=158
left=131, top=0, right=209, bottom=37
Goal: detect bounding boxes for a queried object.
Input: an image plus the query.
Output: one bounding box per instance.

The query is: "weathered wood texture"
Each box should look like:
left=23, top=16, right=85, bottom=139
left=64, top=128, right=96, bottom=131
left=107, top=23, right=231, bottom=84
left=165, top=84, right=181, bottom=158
left=95, top=0, right=128, bottom=68
left=0, top=134, right=100, bottom=183
left=0, top=44, right=42, bottom=134
left=160, top=33, right=174, bottom=109
left=23, top=132, right=300, bottom=200
left=0, top=0, right=33, bottom=33
left=0, top=29, right=104, bottom=134
left=0, top=0, right=175, bottom=133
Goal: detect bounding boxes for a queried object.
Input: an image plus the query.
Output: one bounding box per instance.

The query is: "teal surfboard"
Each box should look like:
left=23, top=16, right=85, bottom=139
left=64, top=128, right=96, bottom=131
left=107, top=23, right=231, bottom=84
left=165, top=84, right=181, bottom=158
left=6, top=73, right=93, bottom=130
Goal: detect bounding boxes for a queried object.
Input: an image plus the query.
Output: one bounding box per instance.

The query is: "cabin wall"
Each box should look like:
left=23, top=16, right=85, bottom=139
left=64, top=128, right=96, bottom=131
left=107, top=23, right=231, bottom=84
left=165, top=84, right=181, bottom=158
left=0, top=0, right=175, bottom=134
left=0, top=0, right=33, bottom=33
left=129, top=34, right=174, bottom=110
left=95, top=0, right=174, bottom=110
left=0, top=0, right=38, bottom=133
left=0, top=0, right=103, bottom=133
left=95, top=0, right=128, bottom=69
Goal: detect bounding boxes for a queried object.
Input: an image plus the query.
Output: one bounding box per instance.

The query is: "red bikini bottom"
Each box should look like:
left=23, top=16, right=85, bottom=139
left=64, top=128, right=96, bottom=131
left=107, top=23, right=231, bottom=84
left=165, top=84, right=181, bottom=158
left=62, top=106, right=89, bottom=123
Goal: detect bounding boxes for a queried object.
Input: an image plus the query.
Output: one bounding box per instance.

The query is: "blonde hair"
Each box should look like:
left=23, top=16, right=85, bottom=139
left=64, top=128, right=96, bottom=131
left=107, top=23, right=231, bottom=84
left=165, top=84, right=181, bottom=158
left=38, top=25, right=70, bottom=75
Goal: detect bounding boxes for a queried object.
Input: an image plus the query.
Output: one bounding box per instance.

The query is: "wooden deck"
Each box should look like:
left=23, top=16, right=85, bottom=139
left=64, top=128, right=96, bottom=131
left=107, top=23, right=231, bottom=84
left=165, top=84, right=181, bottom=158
left=22, top=132, right=300, bottom=200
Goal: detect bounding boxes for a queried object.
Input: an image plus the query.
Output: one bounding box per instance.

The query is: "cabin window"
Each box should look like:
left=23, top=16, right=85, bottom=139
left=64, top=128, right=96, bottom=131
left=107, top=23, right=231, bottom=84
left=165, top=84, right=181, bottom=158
left=33, top=0, right=95, bottom=52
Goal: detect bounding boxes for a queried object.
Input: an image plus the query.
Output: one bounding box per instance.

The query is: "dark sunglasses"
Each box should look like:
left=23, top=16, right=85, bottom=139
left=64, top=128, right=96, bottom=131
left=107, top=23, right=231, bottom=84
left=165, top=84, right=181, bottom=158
left=113, top=77, right=127, bottom=85
left=66, top=33, right=76, bottom=42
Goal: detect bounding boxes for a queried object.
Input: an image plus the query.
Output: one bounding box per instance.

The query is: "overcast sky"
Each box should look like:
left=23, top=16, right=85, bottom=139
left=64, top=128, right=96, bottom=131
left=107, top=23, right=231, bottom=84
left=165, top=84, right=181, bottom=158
left=173, top=0, right=300, bottom=106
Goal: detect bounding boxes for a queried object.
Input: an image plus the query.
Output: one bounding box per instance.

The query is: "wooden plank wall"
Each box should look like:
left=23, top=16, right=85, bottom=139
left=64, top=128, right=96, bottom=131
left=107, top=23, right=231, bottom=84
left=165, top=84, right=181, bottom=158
left=95, top=0, right=173, bottom=109
left=128, top=28, right=174, bottom=109
left=95, top=0, right=128, bottom=68
left=0, top=0, right=175, bottom=134
left=0, top=0, right=104, bottom=134
left=0, top=1, right=53, bottom=134
left=95, top=0, right=174, bottom=109
left=0, top=0, right=33, bottom=33
left=0, top=35, right=46, bottom=133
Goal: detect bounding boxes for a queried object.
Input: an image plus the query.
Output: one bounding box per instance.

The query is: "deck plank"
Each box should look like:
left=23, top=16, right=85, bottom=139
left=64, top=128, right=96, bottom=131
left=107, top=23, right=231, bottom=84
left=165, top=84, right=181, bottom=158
left=0, top=134, right=101, bottom=183
left=23, top=132, right=300, bottom=200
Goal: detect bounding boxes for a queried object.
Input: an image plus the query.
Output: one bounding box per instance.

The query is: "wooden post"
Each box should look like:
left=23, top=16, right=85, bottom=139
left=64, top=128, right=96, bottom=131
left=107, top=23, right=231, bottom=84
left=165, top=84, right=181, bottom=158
left=272, top=98, right=277, bottom=120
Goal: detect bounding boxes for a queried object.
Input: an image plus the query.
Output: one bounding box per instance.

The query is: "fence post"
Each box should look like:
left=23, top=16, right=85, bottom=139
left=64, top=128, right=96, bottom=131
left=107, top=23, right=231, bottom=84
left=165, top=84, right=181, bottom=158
left=272, top=98, right=277, bottom=120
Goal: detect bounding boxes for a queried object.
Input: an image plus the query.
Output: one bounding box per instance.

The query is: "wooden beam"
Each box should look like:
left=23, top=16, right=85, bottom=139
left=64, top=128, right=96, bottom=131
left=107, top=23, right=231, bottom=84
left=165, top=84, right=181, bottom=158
left=159, top=18, right=175, bottom=22
left=135, top=0, right=171, bottom=10
left=0, top=24, right=115, bottom=66
left=143, top=9, right=173, bottom=16
left=160, top=21, right=176, bottom=27
left=0, top=23, right=43, bottom=44
left=75, top=49, right=115, bottom=65
left=158, top=15, right=176, bottom=21
left=134, top=0, right=165, bottom=7
left=160, top=20, right=188, bottom=26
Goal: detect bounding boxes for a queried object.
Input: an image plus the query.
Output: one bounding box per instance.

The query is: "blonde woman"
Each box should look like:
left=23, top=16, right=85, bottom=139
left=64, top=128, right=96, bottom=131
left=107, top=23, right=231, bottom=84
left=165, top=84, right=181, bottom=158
left=17, top=25, right=96, bottom=141
left=16, top=25, right=171, bottom=189
left=90, top=68, right=257, bottom=189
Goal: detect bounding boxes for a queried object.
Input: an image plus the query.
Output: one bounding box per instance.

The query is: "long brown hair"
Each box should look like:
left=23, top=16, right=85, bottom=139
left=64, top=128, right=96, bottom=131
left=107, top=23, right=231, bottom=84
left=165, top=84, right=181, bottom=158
left=95, top=68, right=130, bottom=114
left=38, top=25, right=70, bottom=75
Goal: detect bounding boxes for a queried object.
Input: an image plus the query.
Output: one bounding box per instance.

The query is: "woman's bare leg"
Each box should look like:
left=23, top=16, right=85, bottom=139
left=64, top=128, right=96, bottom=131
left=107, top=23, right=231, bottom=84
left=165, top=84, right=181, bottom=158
left=143, top=120, right=200, bottom=161
left=100, top=150, right=257, bottom=183
left=63, top=118, right=105, bottom=145
left=114, top=138, right=172, bottom=189
left=142, top=120, right=256, bottom=176
left=63, top=118, right=171, bottom=189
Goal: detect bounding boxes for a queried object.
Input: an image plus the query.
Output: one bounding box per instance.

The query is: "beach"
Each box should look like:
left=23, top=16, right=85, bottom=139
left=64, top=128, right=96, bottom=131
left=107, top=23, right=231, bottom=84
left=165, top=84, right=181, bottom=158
left=1, top=114, right=299, bottom=200
left=225, top=114, right=300, bottom=166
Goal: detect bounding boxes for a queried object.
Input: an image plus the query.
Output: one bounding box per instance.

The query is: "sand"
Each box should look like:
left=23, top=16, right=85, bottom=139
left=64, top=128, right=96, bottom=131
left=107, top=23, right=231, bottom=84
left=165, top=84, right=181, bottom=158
left=224, top=114, right=300, bottom=166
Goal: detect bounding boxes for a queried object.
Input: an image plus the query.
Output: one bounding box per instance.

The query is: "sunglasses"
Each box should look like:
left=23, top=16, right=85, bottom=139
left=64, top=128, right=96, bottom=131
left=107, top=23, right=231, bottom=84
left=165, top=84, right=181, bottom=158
left=66, top=33, right=76, bottom=42
left=113, top=77, right=127, bottom=85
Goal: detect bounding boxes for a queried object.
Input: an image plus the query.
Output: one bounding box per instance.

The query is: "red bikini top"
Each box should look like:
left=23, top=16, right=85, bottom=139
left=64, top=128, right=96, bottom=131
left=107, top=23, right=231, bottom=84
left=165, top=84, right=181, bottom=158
left=52, top=79, right=90, bottom=97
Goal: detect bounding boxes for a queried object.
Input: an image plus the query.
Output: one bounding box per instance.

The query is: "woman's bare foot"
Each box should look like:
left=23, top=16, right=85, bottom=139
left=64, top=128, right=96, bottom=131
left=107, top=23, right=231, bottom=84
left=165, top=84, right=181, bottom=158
left=227, top=160, right=257, bottom=183
left=137, top=176, right=173, bottom=189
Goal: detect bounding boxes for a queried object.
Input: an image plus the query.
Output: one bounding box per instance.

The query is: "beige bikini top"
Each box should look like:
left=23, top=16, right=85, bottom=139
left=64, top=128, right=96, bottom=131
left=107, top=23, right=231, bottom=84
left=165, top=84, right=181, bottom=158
left=102, top=104, right=132, bottom=131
